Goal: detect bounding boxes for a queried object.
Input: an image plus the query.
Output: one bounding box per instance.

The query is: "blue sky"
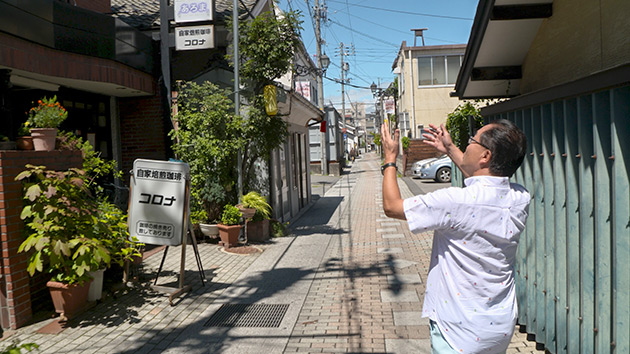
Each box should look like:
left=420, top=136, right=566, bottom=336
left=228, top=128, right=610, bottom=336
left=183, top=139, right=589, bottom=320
left=276, top=0, right=479, bottom=111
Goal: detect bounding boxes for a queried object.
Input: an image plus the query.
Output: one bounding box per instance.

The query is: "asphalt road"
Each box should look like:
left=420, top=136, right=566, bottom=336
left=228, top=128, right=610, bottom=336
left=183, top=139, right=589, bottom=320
left=402, top=176, right=450, bottom=196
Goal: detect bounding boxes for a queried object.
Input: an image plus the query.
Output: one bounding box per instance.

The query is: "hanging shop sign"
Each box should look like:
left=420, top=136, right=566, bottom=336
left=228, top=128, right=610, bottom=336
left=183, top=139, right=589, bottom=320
left=128, top=159, right=190, bottom=246
left=295, top=81, right=312, bottom=101
left=174, top=0, right=213, bottom=23
left=385, top=98, right=395, bottom=114
left=264, top=85, right=278, bottom=116
left=175, top=25, right=214, bottom=50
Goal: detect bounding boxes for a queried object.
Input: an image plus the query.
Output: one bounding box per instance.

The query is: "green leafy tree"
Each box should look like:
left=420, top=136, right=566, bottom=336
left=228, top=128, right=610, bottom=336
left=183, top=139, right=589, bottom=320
left=172, top=10, right=305, bottom=222
left=228, top=11, right=302, bottom=92
left=170, top=81, right=244, bottom=222
left=445, top=102, right=484, bottom=151
left=372, top=132, right=381, bottom=147
left=226, top=10, right=302, bottom=193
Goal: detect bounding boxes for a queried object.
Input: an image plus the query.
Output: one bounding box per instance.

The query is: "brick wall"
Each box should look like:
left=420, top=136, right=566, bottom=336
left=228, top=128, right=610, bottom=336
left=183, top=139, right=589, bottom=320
left=0, top=150, right=82, bottom=330
left=73, top=0, right=111, bottom=14
left=0, top=32, right=155, bottom=95
left=119, top=94, right=169, bottom=183
left=403, top=139, right=441, bottom=175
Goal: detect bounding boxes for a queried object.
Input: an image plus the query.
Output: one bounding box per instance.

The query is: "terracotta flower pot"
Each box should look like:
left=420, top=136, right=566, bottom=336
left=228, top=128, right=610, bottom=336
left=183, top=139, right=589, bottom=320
left=218, top=224, right=241, bottom=248
left=16, top=136, right=33, bottom=150
left=31, top=128, right=57, bottom=151
left=237, top=205, right=256, bottom=219
left=47, top=279, right=93, bottom=320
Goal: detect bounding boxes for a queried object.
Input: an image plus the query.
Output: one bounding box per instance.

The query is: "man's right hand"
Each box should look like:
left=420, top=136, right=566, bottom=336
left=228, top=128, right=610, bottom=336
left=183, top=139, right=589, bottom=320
left=422, top=124, right=454, bottom=155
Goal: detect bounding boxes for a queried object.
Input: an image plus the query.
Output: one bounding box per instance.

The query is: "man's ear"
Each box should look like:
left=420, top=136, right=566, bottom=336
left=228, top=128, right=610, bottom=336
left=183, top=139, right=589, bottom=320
left=479, top=149, right=492, bottom=168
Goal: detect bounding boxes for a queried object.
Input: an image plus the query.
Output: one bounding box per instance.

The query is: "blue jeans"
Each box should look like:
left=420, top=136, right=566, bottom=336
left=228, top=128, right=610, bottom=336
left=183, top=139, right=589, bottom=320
left=430, top=320, right=459, bottom=354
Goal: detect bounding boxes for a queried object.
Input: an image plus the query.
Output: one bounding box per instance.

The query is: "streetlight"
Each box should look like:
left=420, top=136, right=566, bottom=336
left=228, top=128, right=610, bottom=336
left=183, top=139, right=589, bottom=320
left=295, top=53, right=330, bottom=76
left=370, top=82, right=378, bottom=95
left=320, top=54, right=330, bottom=73
left=371, top=82, right=385, bottom=157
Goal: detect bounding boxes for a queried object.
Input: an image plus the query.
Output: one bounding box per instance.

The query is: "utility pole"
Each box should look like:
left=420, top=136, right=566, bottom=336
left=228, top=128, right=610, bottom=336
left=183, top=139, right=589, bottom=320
left=314, top=0, right=328, bottom=175
left=340, top=42, right=347, bottom=161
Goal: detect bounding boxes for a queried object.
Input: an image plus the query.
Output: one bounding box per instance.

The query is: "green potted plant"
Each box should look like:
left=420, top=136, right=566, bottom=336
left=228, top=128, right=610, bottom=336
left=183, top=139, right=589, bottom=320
left=17, top=134, right=142, bottom=318
left=241, top=191, right=271, bottom=242
left=217, top=204, right=242, bottom=248
left=17, top=165, right=109, bottom=319
left=57, top=131, right=143, bottom=295
left=26, top=96, right=68, bottom=151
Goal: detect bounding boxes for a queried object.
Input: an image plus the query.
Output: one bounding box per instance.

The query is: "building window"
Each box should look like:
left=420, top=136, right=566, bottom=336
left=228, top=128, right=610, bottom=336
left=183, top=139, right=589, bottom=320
left=418, top=55, right=463, bottom=86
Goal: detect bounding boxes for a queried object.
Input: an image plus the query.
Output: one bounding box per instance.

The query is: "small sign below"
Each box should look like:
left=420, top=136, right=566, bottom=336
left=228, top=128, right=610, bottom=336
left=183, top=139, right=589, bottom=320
left=174, top=0, right=213, bottom=23
left=175, top=25, right=214, bottom=51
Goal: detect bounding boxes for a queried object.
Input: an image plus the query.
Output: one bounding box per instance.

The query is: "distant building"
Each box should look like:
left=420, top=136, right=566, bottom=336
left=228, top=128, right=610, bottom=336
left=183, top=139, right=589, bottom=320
left=392, top=42, right=467, bottom=138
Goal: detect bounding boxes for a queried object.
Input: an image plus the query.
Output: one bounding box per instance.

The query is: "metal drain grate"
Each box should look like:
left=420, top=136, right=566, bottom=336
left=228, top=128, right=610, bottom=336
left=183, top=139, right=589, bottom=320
left=204, top=304, right=290, bottom=328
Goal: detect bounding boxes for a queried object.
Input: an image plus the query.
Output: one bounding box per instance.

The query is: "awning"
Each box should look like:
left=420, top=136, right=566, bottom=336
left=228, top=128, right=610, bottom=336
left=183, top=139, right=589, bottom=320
left=452, top=0, right=553, bottom=99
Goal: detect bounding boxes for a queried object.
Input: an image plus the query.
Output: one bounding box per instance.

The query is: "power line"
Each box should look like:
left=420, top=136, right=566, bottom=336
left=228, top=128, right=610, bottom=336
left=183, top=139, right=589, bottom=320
left=331, top=7, right=463, bottom=44
left=343, top=0, right=355, bottom=49
left=328, top=19, right=398, bottom=48
left=323, top=74, right=373, bottom=90
left=326, top=0, right=473, bottom=21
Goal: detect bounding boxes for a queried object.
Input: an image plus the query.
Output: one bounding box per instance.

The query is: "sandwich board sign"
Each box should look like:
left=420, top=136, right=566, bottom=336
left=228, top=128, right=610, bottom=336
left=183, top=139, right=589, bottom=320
left=128, top=159, right=190, bottom=246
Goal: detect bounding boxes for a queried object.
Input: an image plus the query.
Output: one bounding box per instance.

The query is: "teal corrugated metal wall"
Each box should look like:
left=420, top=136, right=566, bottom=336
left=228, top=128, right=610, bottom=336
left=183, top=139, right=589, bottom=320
left=478, top=86, right=630, bottom=353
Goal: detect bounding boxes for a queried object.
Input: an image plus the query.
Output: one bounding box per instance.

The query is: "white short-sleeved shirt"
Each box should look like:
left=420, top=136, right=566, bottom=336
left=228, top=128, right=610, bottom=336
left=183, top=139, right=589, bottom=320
left=403, top=176, right=530, bottom=354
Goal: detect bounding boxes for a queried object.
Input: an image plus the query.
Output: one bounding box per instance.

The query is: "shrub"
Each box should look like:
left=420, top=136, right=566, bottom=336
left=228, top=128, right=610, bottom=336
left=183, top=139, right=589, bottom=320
left=241, top=191, right=271, bottom=220
left=270, top=219, right=289, bottom=237
left=401, top=136, right=410, bottom=152
left=445, top=102, right=484, bottom=151
left=221, top=204, right=242, bottom=226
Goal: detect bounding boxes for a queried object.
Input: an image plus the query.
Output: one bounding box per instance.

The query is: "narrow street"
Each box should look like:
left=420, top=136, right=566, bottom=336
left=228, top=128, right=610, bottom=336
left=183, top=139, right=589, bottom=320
left=5, top=152, right=542, bottom=353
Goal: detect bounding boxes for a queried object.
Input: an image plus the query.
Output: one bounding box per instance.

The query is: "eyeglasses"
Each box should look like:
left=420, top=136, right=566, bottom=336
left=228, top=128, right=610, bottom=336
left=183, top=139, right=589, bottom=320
left=468, top=136, right=490, bottom=150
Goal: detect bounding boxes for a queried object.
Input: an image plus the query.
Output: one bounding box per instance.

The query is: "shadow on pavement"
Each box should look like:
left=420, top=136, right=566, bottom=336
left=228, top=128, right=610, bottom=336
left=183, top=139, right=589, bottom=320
left=110, top=254, right=410, bottom=353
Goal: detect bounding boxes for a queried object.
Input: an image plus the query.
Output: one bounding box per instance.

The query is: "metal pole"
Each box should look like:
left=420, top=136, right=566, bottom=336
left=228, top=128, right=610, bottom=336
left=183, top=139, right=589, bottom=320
left=315, top=0, right=327, bottom=175
left=160, top=0, right=171, bottom=110
left=340, top=42, right=346, bottom=162
left=233, top=0, right=242, bottom=201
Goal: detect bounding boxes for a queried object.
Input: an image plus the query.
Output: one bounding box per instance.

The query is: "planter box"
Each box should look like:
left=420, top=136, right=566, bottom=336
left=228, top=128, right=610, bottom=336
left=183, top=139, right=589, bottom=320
left=0, top=141, right=16, bottom=150
left=246, top=219, right=270, bottom=242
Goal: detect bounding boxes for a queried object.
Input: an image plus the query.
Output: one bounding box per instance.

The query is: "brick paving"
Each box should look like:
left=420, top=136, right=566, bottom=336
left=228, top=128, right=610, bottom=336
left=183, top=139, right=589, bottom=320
left=286, top=152, right=543, bottom=354
left=1, top=151, right=544, bottom=353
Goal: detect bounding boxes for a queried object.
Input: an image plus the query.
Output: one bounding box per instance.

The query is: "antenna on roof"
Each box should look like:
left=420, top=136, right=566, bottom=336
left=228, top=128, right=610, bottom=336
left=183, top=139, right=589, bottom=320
left=411, top=28, right=428, bottom=46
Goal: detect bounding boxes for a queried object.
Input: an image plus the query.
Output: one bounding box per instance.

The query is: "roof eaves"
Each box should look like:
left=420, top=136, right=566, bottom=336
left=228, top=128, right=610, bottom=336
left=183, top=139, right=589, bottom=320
left=452, top=0, right=495, bottom=98
left=391, top=41, right=408, bottom=71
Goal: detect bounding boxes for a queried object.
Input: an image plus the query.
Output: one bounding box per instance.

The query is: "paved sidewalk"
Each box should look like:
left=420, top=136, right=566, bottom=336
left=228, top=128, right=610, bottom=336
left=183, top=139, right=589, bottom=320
left=2, top=152, right=543, bottom=353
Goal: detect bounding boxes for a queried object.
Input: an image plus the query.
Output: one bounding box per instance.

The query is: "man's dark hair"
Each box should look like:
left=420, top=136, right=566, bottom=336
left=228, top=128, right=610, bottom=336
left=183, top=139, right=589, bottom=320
left=479, top=119, right=527, bottom=177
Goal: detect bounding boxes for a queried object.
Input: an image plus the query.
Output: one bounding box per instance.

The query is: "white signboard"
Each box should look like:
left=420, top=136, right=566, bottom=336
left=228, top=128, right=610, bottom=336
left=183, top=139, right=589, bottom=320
left=174, top=0, right=213, bottom=23
left=175, top=25, right=214, bottom=51
left=295, top=81, right=311, bottom=101
left=128, top=159, right=190, bottom=246
left=385, top=98, right=395, bottom=114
